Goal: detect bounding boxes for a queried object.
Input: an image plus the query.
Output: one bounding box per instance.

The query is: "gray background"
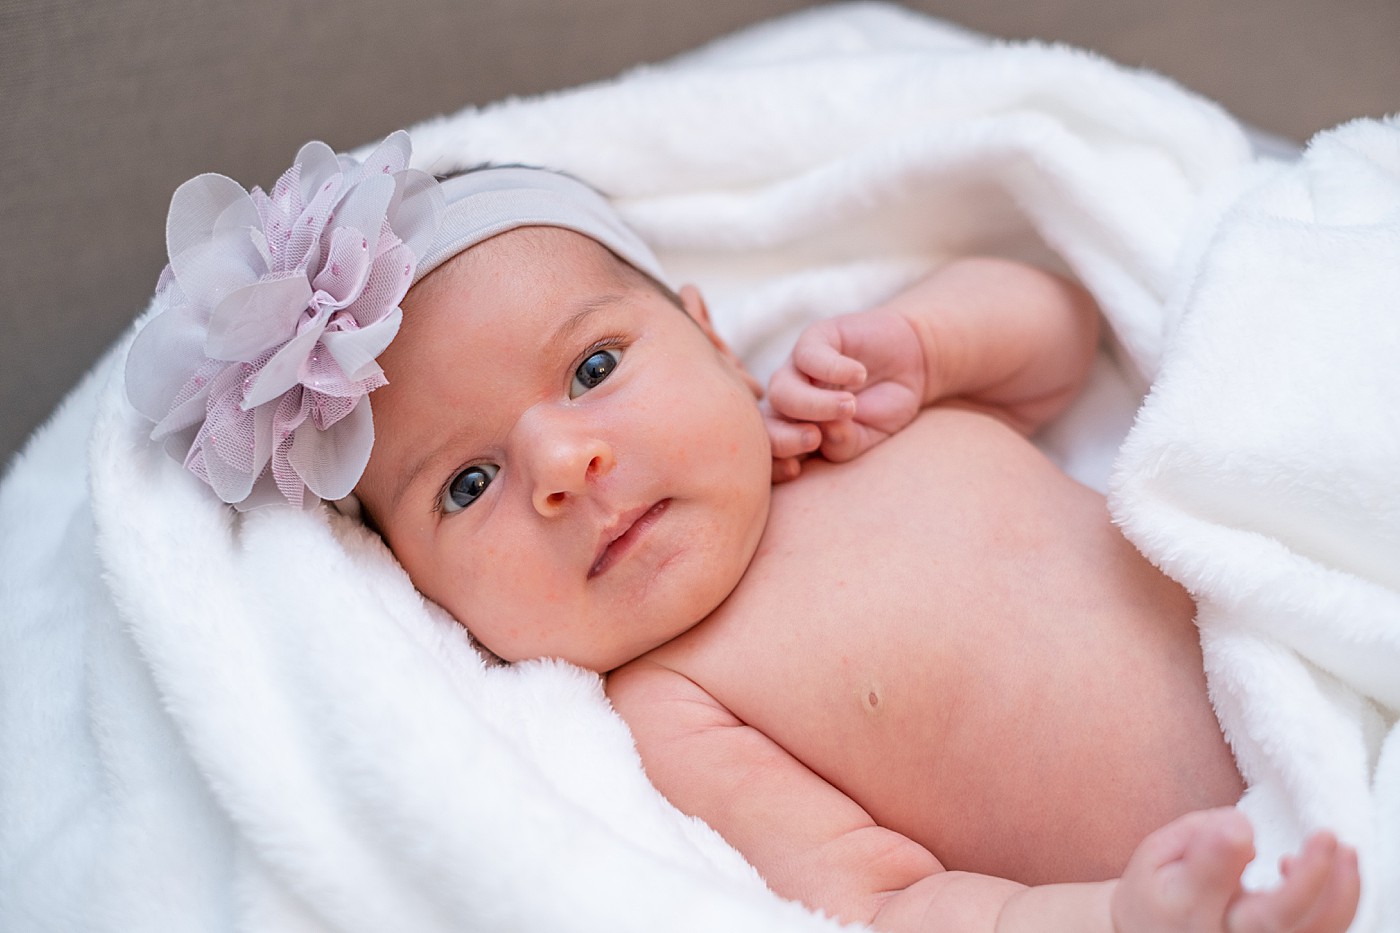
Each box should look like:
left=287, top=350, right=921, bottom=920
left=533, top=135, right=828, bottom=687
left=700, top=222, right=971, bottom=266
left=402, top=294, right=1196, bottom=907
left=2, top=0, right=1397, bottom=469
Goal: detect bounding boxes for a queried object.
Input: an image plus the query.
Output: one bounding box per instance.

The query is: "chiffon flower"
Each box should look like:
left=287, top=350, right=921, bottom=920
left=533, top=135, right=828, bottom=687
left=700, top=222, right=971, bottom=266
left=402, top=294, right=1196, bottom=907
left=125, top=131, right=443, bottom=509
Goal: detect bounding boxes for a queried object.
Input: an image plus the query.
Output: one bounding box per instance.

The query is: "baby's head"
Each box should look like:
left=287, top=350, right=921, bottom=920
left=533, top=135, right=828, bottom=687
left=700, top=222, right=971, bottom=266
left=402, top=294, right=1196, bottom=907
left=126, top=134, right=772, bottom=672
left=351, top=167, right=772, bottom=672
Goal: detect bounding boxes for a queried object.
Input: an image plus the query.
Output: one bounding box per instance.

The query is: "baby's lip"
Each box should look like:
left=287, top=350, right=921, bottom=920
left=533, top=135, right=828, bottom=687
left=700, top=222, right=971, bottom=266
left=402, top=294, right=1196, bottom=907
left=590, top=500, right=669, bottom=578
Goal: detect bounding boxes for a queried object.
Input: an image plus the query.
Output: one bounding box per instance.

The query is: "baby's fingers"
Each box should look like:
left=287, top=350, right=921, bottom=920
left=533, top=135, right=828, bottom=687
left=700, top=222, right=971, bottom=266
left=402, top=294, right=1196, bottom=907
left=768, top=362, right=858, bottom=423
left=791, top=323, right=868, bottom=389
left=766, top=414, right=822, bottom=461
left=1228, top=833, right=1349, bottom=933
left=819, top=418, right=888, bottom=463
left=771, top=457, right=802, bottom=484
left=1294, top=840, right=1360, bottom=933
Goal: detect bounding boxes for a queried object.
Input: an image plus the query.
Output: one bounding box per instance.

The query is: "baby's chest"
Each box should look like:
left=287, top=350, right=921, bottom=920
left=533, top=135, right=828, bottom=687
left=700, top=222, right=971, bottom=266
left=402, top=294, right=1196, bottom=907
left=678, top=415, right=1087, bottom=778
left=667, top=410, right=1200, bottom=852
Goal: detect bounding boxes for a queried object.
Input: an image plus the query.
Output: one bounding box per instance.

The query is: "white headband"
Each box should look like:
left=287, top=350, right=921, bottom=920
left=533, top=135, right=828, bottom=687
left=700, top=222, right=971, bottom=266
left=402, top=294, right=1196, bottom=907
left=416, top=166, right=667, bottom=285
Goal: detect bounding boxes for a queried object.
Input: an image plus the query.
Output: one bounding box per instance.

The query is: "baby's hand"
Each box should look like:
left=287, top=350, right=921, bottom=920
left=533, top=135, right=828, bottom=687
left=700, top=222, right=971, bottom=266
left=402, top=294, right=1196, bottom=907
left=766, top=307, right=927, bottom=478
left=1111, top=808, right=1359, bottom=933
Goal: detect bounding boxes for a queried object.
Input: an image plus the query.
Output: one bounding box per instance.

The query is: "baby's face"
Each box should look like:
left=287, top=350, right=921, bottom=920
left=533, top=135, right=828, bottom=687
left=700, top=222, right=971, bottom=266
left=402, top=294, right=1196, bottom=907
left=356, top=227, right=773, bottom=672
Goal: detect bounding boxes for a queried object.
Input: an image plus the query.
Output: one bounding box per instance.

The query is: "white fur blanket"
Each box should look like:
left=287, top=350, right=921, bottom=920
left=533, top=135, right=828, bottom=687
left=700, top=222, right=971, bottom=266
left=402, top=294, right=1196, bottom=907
left=2, top=4, right=1396, bottom=930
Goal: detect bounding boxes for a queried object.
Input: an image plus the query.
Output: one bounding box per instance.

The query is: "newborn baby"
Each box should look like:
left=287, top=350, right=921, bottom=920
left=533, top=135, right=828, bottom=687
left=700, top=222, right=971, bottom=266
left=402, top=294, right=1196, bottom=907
left=128, top=141, right=1357, bottom=931
left=351, top=171, right=1355, bottom=931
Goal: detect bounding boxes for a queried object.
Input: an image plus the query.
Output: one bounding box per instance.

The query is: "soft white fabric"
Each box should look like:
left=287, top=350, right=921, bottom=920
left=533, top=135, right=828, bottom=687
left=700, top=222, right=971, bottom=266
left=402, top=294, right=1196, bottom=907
left=2, top=3, right=1395, bottom=930
left=1109, top=119, right=1400, bottom=931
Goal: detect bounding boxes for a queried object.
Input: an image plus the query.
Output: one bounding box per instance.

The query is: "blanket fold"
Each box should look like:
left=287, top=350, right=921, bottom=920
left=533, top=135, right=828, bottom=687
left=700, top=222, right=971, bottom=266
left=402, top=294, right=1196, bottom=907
left=3, top=3, right=1394, bottom=930
left=1111, top=117, right=1400, bottom=931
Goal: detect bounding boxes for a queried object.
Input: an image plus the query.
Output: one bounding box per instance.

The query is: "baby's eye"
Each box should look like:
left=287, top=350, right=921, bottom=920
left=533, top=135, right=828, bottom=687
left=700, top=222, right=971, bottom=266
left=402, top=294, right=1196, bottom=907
left=441, top=463, right=499, bottom=513
left=569, top=348, right=621, bottom=399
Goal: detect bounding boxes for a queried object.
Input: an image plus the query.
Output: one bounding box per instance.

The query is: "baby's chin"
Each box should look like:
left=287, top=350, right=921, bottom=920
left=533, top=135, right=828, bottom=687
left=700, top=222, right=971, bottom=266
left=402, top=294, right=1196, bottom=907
left=463, top=483, right=770, bottom=673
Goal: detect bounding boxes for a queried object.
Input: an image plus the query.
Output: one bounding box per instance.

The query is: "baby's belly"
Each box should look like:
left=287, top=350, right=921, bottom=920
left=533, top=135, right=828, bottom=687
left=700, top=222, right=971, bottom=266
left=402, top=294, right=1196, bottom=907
left=667, top=408, right=1243, bottom=884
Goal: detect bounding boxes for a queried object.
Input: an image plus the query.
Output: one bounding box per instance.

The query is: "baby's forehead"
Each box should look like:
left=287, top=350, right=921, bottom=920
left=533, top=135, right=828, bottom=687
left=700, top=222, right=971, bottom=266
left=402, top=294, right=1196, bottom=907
left=412, top=225, right=660, bottom=311
left=411, top=226, right=638, bottom=303
left=394, top=232, right=674, bottom=382
left=466, top=224, right=628, bottom=275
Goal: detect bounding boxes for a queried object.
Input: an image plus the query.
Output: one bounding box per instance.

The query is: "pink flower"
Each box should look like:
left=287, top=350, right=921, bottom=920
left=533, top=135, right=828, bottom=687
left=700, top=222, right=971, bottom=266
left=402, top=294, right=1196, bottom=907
left=125, top=131, right=443, bottom=509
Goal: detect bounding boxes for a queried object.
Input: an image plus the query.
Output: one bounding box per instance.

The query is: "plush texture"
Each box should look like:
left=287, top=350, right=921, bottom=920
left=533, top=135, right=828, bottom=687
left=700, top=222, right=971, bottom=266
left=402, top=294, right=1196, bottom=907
left=1, top=3, right=1394, bottom=930
left=1109, top=118, right=1400, bottom=929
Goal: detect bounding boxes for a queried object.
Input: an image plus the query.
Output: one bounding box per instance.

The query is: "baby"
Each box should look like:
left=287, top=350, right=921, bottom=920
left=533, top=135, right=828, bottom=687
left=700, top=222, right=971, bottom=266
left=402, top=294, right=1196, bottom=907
left=351, top=168, right=1357, bottom=931
left=129, top=143, right=1359, bottom=932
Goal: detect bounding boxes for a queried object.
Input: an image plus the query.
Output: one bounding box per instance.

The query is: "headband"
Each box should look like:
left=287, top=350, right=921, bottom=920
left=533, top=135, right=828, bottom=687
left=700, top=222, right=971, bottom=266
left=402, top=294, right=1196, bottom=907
left=420, top=166, right=665, bottom=285
left=124, top=131, right=663, bottom=511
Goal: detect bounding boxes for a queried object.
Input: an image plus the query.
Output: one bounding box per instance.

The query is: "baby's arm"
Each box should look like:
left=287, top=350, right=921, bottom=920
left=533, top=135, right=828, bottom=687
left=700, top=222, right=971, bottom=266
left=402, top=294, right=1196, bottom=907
left=766, top=257, right=1100, bottom=475
left=607, top=663, right=1358, bottom=933
left=608, top=659, right=949, bottom=924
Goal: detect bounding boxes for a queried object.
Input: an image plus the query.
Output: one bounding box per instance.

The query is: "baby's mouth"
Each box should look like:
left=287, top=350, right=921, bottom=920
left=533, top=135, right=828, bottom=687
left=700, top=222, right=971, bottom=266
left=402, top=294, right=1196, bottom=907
left=589, top=500, right=670, bottom=579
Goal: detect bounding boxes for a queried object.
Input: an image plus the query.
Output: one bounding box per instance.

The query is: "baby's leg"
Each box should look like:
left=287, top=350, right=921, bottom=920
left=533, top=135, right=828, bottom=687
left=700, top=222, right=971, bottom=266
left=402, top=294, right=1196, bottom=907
left=1111, top=808, right=1359, bottom=932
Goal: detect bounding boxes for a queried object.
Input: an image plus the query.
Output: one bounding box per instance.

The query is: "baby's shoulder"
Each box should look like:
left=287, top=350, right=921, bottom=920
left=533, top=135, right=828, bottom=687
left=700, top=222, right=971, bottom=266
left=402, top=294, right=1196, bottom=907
left=606, top=656, right=738, bottom=736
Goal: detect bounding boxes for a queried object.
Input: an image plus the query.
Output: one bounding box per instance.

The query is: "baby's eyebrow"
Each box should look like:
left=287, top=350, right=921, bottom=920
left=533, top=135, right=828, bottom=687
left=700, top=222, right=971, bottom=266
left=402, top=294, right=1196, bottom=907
left=393, top=441, right=462, bottom=515
left=554, top=292, right=625, bottom=345
left=389, top=292, right=628, bottom=513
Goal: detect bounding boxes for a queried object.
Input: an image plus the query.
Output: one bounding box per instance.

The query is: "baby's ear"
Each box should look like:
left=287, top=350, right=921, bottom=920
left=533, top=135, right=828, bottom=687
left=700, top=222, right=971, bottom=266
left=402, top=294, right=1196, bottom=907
left=679, top=285, right=763, bottom=399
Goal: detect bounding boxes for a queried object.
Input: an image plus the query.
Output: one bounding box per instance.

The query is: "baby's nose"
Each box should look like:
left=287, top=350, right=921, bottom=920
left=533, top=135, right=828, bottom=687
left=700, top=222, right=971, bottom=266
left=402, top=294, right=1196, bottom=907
left=530, top=433, right=615, bottom=516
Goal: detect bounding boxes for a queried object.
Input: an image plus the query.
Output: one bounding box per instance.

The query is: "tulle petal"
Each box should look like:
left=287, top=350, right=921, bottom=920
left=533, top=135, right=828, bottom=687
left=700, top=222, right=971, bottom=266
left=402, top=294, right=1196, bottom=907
left=271, top=391, right=312, bottom=507
left=167, top=176, right=263, bottom=305
left=168, top=233, right=264, bottom=311
left=262, top=162, right=300, bottom=215
left=321, top=307, right=401, bottom=383
left=241, top=322, right=324, bottom=409
left=206, top=273, right=314, bottom=361
left=355, top=131, right=412, bottom=182
left=330, top=174, right=395, bottom=254
left=294, top=141, right=343, bottom=203
left=388, top=169, right=446, bottom=260
left=198, top=438, right=257, bottom=505
left=289, top=395, right=374, bottom=500
left=284, top=171, right=342, bottom=275
left=166, top=174, right=251, bottom=260
left=213, top=193, right=263, bottom=237
left=343, top=242, right=414, bottom=328
left=149, top=371, right=214, bottom=441
left=297, top=349, right=358, bottom=401
left=311, top=227, right=374, bottom=307
left=237, top=468, right=300, bottom=512
left=193, top=367, right=263, bottom=503
left=258, top=163, right=303, bottom=263
left=125, top=302, right=210, bottom=419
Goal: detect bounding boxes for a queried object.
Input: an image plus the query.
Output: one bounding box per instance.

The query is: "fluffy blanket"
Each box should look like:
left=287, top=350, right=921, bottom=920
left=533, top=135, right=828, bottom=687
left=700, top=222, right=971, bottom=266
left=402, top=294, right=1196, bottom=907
left=2, top=3, right=1395, bottom=930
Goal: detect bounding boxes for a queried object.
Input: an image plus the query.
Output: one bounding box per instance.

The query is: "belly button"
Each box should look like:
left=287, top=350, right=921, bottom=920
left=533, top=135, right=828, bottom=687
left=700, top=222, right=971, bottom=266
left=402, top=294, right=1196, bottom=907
left=862, top=685, right=881, bottom=715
